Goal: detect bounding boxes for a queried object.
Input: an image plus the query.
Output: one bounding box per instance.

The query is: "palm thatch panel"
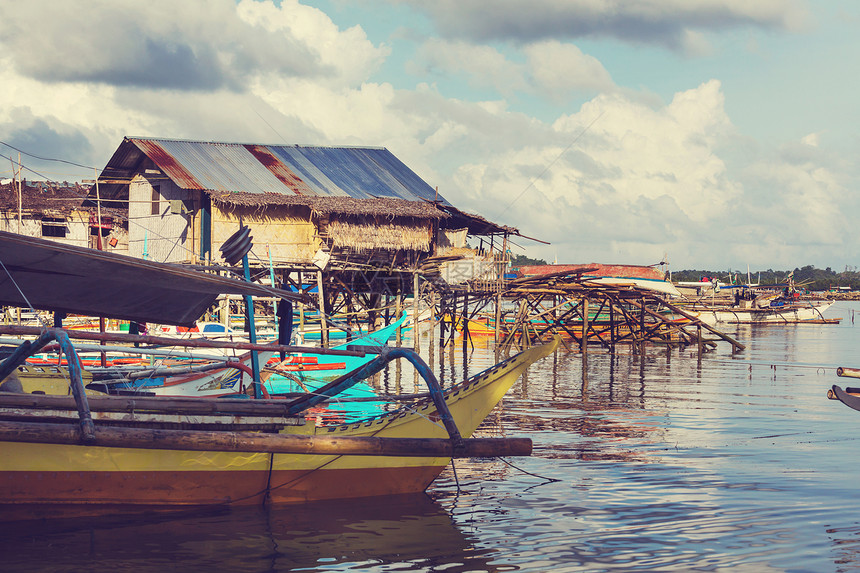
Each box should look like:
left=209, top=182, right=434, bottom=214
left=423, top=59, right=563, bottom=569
left=208, top=192, right=447, bottom=220
left=326, top=219, right=432, bottom=253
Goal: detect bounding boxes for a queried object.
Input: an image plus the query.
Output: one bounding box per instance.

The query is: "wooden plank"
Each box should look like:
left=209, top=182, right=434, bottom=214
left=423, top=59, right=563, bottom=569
left=0, top=420, right=533, bottom=458
left=0, top=393, right=305, bottom=418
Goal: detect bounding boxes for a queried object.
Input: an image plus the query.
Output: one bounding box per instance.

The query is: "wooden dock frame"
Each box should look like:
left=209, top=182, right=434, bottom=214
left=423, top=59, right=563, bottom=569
left=431, top=270, right=744, bottom=355
left=202, top=254, right=743, bottom=361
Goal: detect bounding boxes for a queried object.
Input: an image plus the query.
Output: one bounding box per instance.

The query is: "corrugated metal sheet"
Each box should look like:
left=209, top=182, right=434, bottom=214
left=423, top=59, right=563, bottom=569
left=99, top=137, right=449, bottom=205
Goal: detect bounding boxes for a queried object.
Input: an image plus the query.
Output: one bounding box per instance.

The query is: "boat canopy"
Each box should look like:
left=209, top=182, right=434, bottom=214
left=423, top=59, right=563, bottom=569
left=0, top=230, right=305, bottom=326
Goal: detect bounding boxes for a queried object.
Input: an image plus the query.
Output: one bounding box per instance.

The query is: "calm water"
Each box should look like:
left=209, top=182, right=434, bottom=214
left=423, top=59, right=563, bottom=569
left=4, top=302, right=860, bottom=572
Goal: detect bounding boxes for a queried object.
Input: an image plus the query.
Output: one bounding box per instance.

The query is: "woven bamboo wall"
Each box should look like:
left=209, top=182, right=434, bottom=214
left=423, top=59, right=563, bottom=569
left=211, top=204, right=319, bottom=265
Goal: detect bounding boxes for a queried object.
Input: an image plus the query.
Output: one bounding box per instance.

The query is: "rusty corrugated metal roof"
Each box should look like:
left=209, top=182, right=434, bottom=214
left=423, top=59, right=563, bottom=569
left=95, top=137, right=448, bottom=205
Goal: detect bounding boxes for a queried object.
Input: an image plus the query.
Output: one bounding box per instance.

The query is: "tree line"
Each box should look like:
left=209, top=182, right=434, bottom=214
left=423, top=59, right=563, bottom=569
left=672, top=265, right=860, bottom=292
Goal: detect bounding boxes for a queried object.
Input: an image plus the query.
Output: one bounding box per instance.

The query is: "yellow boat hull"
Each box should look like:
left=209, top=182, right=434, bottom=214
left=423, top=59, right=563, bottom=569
left=0, top=339, right=558, bottom=513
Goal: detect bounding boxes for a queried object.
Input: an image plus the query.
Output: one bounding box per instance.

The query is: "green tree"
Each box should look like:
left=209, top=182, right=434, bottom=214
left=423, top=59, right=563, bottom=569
left=509, top=253, right=548, bottom=269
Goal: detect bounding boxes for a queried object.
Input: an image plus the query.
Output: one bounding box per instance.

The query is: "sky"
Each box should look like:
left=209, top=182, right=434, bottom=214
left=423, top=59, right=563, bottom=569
left=0, top=0, right=858, bottom=272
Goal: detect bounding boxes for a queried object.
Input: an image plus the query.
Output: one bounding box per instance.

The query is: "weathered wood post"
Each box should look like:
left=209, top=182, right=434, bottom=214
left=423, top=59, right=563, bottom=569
left=609, top=300, right=616, bottom=350
left=413, top=272, right=420, bottom=353
left=581, top=297, right=589, bottom=355
left=396, top=292, right=403, bottom=346
left=494, top=292, right=502, bottom=345
left=316, top=270, right=328, bottom=347
left=428, top=289, right=436, bottom=365
left=697, top=324, right=703, bottom=356
left=581, top=296, right=589, bottom=384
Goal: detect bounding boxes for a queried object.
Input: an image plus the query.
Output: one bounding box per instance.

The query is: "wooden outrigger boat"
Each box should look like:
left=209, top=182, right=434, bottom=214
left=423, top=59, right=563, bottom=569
left=687, top=300, right=834, bottom=325
left=0, top=230, right=554, bottom=517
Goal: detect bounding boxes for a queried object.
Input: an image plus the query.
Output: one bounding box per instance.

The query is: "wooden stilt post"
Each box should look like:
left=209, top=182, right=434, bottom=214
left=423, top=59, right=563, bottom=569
left=316, top=270, right=328, bottom=348
left=609, top=300, right=616, bottom=350
left=581, top=296, right=589, bottom=355
left=439, top=294, right=446, bottom=350
left=581, top=295, right=589, bottom=386
left=346, top=292, right=353, bottom=340
left=697, top=324, right=703, bottom=356
left=428, top=289, right=436, bottom=365
left=395, top=292, right=403, bottom=346
left=494, top=292, right=501, bottom=346
left=298, top=283, right=305, bottom=337
left=413, top=272, right=420, bottom=353
left=462, top=288, right=470, bottom=351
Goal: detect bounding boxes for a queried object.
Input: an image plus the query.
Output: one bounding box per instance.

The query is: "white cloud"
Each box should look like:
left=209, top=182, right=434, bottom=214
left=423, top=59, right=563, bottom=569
left=801, top=132, right=820, bottom=147
left=409, top=38, right=614, bottom=101
left=525, top=41, right=615, bottom=100
left=467, top=80, right=739, bottom=223
left=408, top=39, right=528, bottom=96
left=236, top=0, right=389, bottom=86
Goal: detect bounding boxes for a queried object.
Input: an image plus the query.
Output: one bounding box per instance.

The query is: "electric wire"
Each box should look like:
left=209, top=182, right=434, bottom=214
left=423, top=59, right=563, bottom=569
left=495, top=110, right=604, bottom=220
left=0, top=140, right=96, bottom=171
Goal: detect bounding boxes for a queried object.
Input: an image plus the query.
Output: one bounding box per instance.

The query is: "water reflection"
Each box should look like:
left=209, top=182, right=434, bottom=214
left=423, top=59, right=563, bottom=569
left=0, top=494, right=498, bottom=573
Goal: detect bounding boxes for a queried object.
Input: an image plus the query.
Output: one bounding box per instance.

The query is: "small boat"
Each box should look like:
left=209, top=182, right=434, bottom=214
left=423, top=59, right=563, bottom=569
left=94, top=349, right=277, bottom=398
left=0, top=230, right=552, bottom=516
left=265, top=312, right=408, bottom=390
left=686, top=300, right=834, bottom=325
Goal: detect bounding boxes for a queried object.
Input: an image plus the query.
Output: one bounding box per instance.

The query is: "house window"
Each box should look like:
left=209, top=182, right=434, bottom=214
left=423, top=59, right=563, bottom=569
left=151, top=185, right=161, bottom=215
left=41, top=217, right=67, bottom=238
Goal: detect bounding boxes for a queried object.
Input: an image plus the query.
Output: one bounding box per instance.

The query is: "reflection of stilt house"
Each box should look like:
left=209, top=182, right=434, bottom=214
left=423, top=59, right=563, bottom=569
left=91, top=137, right=520, bottom=334
left=0, top=181, right=127, bottom=251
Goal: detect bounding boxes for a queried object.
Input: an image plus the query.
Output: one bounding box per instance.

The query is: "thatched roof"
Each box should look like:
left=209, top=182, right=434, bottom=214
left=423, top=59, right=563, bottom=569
left=0, top=182, right=89, bottom=213
left=0, top=182, right=127, bottom=222
left=208, top=192, right=448, bottom=220
left=434, top=203, right=518, bottom=235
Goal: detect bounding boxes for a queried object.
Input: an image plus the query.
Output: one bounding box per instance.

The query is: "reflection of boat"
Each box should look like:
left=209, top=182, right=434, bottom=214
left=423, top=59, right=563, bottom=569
left=0, top=230, right=553, bottom=516
left=0, top=494, right=494, bottom=572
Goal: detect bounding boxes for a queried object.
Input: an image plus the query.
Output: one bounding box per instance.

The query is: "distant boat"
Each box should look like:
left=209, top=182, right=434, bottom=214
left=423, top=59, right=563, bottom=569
left=688, top=301, right=835, bottom=325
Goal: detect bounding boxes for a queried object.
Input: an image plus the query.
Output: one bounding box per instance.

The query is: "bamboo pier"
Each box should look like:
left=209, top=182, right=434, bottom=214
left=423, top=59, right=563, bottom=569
left=432, top=269, right=744, bottom=354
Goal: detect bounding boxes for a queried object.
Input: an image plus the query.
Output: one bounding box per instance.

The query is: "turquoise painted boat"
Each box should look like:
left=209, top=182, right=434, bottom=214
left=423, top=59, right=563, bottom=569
left=264, top=313, right=409, bottom=420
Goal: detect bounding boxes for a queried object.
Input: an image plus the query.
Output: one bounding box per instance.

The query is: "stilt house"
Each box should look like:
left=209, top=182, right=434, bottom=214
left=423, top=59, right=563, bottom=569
left=90, top=137, right=524, bottom=325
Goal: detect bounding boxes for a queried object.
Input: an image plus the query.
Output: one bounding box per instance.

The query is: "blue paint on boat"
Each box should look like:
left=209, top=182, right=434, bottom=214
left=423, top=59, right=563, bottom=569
left=265, top=312, right=409, bottom=419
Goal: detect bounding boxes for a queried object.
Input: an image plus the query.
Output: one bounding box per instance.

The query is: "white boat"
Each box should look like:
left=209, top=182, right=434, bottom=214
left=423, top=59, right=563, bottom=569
left=96, top=349, right=277, bottom=397
left=689, top=300, right=834, bottom=325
